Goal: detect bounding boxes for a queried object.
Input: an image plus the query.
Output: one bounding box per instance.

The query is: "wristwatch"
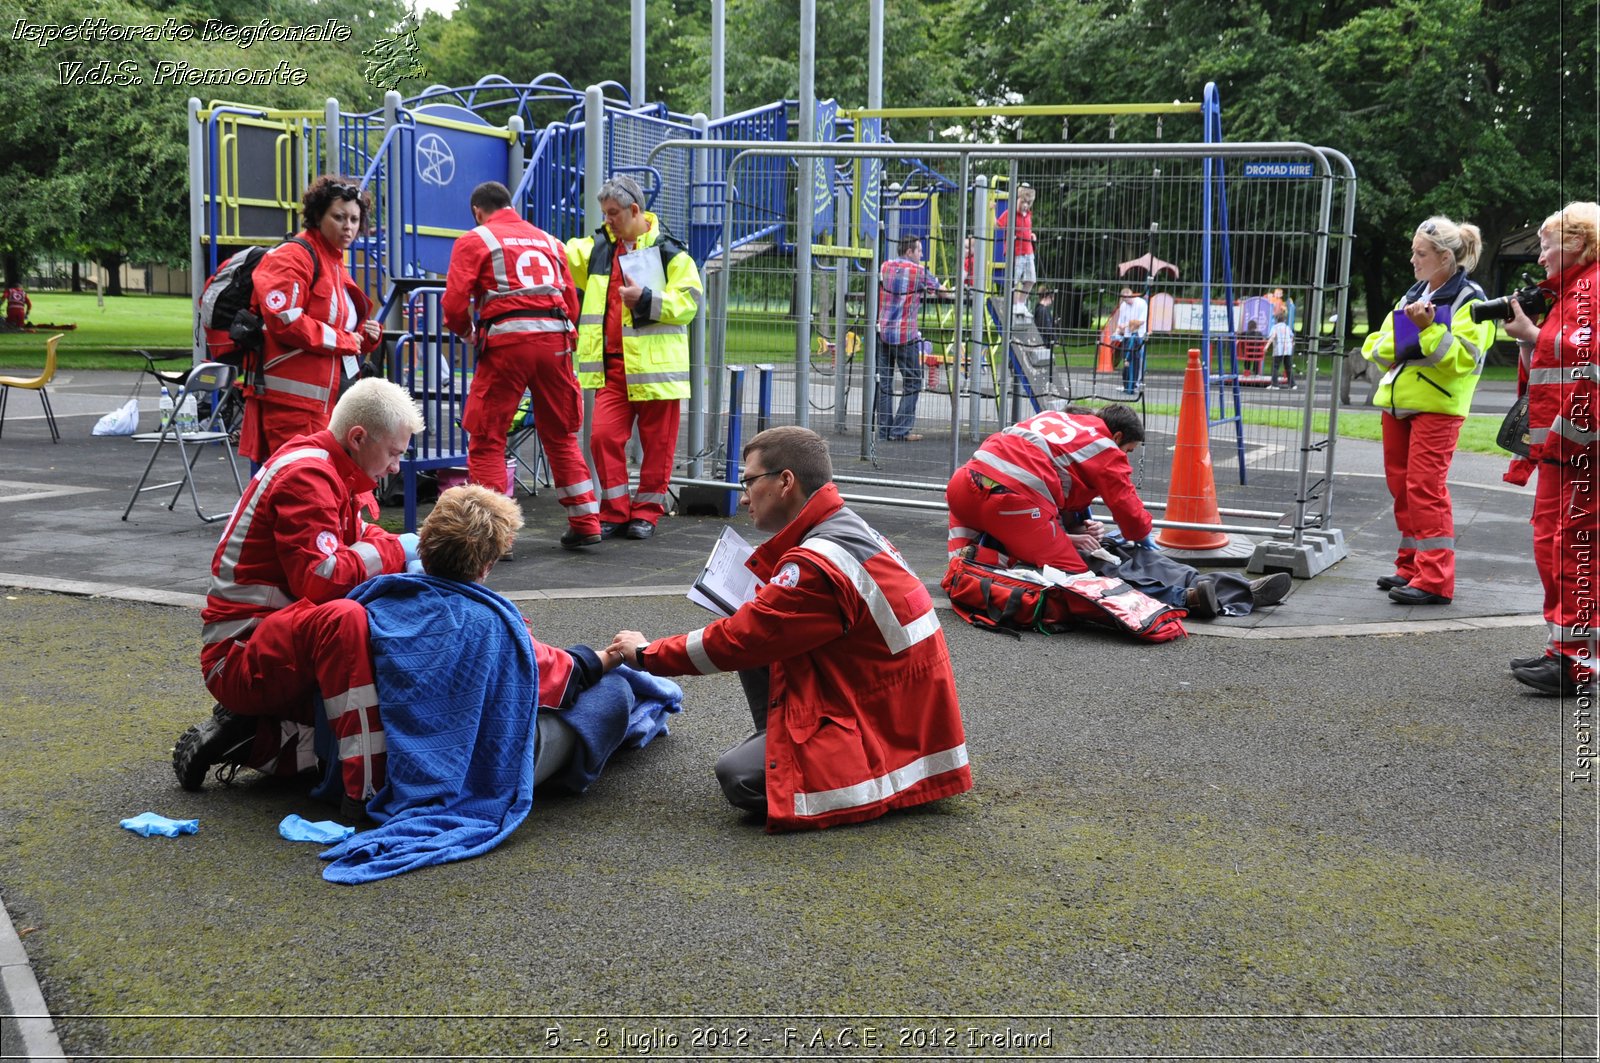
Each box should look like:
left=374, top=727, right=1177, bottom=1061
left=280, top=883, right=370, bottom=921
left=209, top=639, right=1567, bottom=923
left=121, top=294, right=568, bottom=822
left=632, top=640, right=651, bottom=667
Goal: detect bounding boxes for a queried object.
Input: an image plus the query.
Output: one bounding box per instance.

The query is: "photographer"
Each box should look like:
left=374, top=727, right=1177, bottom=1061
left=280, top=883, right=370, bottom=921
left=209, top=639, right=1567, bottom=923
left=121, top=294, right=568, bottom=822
left=1502, top=201, right=1600, bottom=696
left=1360, top=215, right=1495, bottom=606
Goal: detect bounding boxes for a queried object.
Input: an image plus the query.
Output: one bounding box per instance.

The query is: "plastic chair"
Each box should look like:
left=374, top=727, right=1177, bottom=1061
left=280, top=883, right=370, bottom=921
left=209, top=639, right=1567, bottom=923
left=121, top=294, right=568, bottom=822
left=0, top=333, right=64, bottom=442
left=121, top=361, right=246, bottom=523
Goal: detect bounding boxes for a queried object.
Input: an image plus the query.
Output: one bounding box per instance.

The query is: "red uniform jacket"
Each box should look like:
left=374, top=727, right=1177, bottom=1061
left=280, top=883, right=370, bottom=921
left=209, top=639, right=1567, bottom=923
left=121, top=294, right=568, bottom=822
left=971, top=410, right=1153, bottom=538
left=642, top=484, right=971, bottom=831
left=442, top=207, right=578, bottom=352
left=1525, top=258, right=1599, bottom=466
left=250, top=229, right=380, bottom=414
left=201, top=430, right=406, bottom=681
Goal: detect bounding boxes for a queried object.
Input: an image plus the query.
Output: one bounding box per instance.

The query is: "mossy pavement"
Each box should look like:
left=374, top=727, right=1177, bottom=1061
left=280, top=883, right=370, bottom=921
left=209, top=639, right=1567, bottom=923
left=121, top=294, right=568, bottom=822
left=0, top=587, right=1593, bottom=1058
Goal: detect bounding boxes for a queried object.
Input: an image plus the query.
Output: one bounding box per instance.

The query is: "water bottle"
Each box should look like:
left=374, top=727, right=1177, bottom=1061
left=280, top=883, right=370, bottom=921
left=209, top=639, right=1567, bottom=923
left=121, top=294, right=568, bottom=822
left=178, top=394, right=199, bottom=434
left=158, top=386, right=174, bottom=429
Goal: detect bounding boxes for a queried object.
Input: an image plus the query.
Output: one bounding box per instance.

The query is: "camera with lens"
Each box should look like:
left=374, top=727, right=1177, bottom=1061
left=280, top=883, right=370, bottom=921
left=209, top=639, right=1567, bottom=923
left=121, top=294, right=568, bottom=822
left=1470, top=276, right=1554, bottom=324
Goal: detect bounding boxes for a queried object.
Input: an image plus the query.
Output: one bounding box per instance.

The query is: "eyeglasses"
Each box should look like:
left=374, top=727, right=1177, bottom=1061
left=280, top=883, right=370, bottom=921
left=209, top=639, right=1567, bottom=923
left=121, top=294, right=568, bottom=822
left=331, top=182, right=362, bottom=199
left=739, top=470, right=783, bottom=491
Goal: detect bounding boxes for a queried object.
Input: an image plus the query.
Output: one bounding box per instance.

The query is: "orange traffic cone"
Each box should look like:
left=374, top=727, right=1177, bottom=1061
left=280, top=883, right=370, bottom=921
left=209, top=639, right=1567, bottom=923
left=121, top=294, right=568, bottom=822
left=1156, top=348, right=1231, bottom=550
left=1095, top=321, right=1115, bottom=373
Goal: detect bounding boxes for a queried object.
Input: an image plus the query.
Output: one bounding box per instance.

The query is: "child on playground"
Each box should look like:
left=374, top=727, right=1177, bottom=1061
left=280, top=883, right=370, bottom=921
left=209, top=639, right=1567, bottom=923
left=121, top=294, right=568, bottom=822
left=1267, top=306, right=1295, bottom=389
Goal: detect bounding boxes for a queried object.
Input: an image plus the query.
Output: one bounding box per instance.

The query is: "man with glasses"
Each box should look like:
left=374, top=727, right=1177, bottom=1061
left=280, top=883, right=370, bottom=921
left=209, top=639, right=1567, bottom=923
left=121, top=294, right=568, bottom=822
left=565, top=175, right=703, bottom=542
left=442, top=181, right=601, bottom=550
left=606, top=426, right=971, bottom=831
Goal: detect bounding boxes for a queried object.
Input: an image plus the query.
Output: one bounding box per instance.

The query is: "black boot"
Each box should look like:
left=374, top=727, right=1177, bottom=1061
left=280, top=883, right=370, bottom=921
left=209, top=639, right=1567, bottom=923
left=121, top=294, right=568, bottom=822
left=172, top=704, right=255, bottom=791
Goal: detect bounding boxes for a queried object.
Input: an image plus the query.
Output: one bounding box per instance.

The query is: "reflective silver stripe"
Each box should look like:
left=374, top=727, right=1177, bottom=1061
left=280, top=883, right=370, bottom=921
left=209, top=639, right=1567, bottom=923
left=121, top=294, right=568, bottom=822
left=1551, top=416, right=1599, bottom=447
left=319, top=322, right=338, bottom=350
left=274, top=306, right=303, bottom=325
left=1552, top=621, right=1594, bottom=642
left=685, top=628, right=718, bottom=674
left=262, top=374, right=331, bottom=403
left=486, top=318, right=571, bottom=335
left=1413, top=328, right=1454, bottom=368
left=313, top=541, right=382, bottom=582
left=325, top=683, right=378, bottom=721
left=973, top=450, right=1053, bottom=501
left=1531, top=427, right=1550, bottom=444
left=556, top=479, right=595, bottom=498
left=482, top=284, right=565, bottom=301
left=578, top=314, right=605, bottom=326
left=634, top=491, right=668, bottom=506
left=578, top=359, right=605, bottom=374
left=599, top=484, right=631, bottom=501
left=792, top=743, right=969, bottom=819
left=948, top=524, right=979, bottom=542
left=1413, top=536, right=1455, bottom=551
left=201, top=617, right=259, bottom=644
left=338, top=729, right=387, bottom=761
left=566, top=501, right=600, bottom=516
left=473, top=225, right=510, bottom=295
left=1573, top=364, right=1600, bottom=385
left=1397, top=536, right=1417, bottom=549
left=352, top=541, right=383, bottom=577
left=628, top=370, right=690, bottom=385
left=799, top=539, right=941, bottom=655
left=1528, top=367, right=1568, bottom=385
left=623, top=322, right=687, bottom=337
left=206, top=578, right=294, bottom=608
left=216, top=445, right=329, bottom=586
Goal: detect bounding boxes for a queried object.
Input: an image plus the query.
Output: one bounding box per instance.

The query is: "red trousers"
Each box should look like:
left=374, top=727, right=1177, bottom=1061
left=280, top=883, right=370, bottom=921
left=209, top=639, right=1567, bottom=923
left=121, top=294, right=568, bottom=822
left=462, top=339, right=600, bottom=534
left=945, top=466, right=1086, bottom=573
left=1533, top=460, right=1599, bottom=682
left=203, top=598, right=384, bottom=801
left=1380, top=412, right=1462, bottom=597
left=241, top=396, right=330, bottom=464
left=590, top=358, right=680, bottom=525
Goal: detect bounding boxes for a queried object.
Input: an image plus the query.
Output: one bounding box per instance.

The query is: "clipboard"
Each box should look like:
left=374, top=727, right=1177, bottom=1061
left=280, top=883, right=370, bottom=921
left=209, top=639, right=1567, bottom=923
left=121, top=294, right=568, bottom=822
left=617, top=245, right=666, bottom=291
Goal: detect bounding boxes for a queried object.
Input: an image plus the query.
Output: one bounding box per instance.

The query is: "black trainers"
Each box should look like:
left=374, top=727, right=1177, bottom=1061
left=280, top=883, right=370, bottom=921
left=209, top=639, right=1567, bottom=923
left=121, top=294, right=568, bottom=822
left=172, top=703, right=255, bottom=791
left=624, top=519, right=655, bottom=540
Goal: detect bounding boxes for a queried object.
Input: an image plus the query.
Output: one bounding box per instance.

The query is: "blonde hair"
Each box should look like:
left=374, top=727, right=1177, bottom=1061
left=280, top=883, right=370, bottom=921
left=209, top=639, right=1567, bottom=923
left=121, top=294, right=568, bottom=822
left=1414, top=215, right=1483, bottom=273
left=1539, top=201, right=1600, bottom=271
left=328, top=378, right=425, bottom=440
left=418, top=485, right=523, bottom=583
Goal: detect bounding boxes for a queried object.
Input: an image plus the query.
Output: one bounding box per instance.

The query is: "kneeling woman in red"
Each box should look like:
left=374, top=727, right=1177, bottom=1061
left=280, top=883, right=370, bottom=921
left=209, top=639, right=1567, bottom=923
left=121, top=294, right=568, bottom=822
left=1361, top=215, right=1495, bottom=605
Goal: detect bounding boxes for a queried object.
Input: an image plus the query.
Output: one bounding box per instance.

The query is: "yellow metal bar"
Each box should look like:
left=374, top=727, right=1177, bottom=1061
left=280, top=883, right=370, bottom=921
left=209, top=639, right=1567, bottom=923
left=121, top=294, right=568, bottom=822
left=407, top=224, right=472, bottom=239
left=809, top=244, right=873, bottom=259
left=844, top=103, right=1202, bottom=119
left=410, top=111, right=519, bottom=140
left=221, top=128, right=239, bottom=239
left=199, top=105, right=322, bottom=122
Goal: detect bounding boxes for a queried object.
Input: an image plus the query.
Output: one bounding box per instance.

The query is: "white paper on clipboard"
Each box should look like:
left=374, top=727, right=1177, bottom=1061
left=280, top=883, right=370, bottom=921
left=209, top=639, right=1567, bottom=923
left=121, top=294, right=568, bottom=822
left=617, top=245, right=666, bottom=292
left=688, top=525, right=763, bottom=617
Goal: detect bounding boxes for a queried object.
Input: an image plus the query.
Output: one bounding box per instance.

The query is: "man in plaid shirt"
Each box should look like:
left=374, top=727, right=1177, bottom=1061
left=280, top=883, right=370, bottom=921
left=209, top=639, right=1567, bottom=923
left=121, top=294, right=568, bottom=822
left=876, top=236, right=949, bottom=442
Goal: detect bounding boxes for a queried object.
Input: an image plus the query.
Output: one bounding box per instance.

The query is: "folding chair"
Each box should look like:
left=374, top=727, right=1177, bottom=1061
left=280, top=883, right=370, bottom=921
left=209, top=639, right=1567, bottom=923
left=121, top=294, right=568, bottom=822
left=121, top=361, right=246, bottom=523
left=507, top=395, right=551, bottom=497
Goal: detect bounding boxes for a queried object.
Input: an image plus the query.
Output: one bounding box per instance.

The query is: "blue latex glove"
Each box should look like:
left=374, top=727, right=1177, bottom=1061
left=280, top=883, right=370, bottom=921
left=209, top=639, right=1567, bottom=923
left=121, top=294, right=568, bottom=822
left=405, top=558, right=426, bottom=574
left=1134, top=534, right=1162, bottom=551
left=278, top=814, right=356, bottom=845
left=397, top=532, right=420, bottom=563
left=120, top=812, right=198, bottom=838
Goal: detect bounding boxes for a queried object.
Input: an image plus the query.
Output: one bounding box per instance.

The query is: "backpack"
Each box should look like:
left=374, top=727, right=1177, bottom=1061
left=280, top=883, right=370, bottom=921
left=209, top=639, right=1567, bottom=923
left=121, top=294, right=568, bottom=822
left=941, top=555, right=1187, bottom=642
left=198, top=237, right=319, bottom=369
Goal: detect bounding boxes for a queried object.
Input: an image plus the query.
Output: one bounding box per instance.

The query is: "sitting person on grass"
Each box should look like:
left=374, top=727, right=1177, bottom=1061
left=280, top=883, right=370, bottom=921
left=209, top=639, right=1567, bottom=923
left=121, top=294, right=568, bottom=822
left=175, top=485, right=682, bottom=882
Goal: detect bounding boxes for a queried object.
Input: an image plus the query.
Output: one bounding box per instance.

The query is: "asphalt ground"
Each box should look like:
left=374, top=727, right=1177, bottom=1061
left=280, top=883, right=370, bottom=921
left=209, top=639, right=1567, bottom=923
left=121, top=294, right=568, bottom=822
left=1, top=370, right=1595, bottom=1059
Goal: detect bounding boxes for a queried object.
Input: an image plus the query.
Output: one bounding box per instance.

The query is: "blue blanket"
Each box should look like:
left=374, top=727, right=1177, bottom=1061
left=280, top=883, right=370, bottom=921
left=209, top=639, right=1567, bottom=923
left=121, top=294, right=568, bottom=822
left=556, top=665, right=684, bottom=793
left=320, top=574, right=538, bottom=884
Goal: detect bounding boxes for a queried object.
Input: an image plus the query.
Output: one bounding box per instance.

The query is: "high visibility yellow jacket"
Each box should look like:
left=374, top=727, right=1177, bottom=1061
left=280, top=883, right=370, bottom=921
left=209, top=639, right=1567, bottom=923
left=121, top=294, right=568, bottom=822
left=1362, top=269, right=1493, bottom=418
left=565, top=212, right=702, bottom=401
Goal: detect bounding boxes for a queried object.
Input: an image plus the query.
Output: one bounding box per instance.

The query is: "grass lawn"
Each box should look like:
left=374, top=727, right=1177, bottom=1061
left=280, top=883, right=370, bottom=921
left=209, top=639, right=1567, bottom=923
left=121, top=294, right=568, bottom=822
left=0, top=292, right=193, bottom=370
